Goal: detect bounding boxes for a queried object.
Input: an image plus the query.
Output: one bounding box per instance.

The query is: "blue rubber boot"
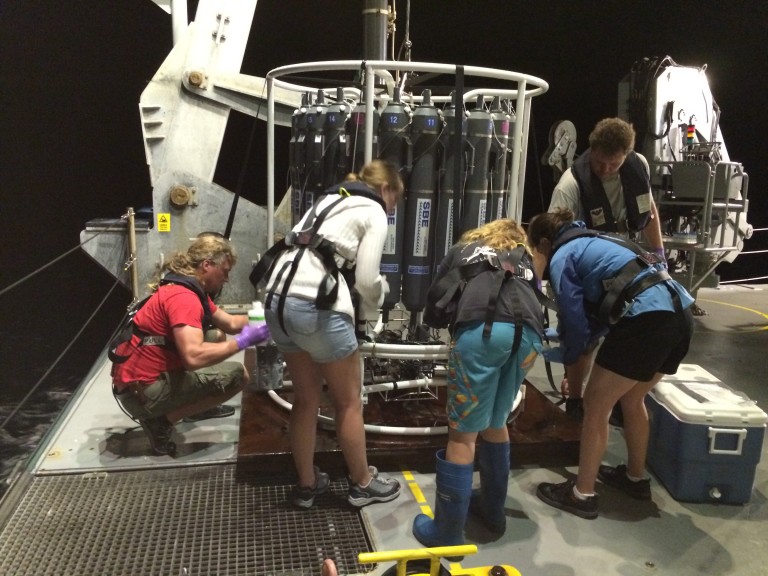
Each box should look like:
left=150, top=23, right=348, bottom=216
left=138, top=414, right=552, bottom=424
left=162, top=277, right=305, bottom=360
left=469, top=441, right=509, bottom=534
left=412, top=449, right=474, bottom=553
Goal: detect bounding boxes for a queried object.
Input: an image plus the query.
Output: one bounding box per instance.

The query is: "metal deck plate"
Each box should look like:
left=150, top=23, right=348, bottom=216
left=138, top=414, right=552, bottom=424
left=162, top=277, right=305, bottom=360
left=0, top=464, right=372, bottom=576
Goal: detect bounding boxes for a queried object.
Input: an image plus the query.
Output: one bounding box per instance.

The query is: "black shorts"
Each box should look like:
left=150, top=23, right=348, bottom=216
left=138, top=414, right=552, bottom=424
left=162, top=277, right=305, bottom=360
left=596, top=307, right=694, bottom=382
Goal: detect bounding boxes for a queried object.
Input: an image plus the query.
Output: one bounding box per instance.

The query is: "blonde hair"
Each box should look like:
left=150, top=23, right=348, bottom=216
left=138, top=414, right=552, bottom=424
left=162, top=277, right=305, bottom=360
left=149, top=235, right=236, bottom=291
left=459, top=218, right=529, bottom=252
left=346, top=159, right=405, bottom=199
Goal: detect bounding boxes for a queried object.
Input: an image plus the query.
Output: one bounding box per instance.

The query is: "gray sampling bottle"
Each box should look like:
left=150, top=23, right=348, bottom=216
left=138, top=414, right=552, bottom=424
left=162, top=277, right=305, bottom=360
left=245, top=301, right=284, bottom=390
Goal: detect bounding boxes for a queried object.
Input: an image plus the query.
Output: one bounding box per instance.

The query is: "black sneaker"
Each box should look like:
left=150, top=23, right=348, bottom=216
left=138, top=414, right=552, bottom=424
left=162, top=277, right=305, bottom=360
left=347, top=466, right=401, bottom=507
left=183, top=404, right=235, bottom=423
left=292, top=466, right=330, bottom=509
left=597, top=464, right=651, bottom=500
left=537, top=479, right=598, bottom=519
left=139, top=416, right=176, bottom=455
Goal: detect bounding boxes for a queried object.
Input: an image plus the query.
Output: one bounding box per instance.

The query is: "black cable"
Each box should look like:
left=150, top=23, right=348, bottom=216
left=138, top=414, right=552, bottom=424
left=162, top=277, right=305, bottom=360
left=451, top=67, right=464, bottom=243
left=224, top=108, right=260, bottom=240
left=0, top=220, right=125, bottom=298
left=1, top=273, right=125, bottom=431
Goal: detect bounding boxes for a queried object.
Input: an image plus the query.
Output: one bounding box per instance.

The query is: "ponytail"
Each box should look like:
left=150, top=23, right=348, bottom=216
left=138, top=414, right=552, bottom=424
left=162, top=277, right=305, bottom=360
left=347, top=160, right=404, bottom=198
left=527, top=208, right=575, bottom=247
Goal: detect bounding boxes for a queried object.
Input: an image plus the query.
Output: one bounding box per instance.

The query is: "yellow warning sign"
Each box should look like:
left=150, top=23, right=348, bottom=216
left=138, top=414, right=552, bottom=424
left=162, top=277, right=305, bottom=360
left=157, top=213, right=170, bottom=232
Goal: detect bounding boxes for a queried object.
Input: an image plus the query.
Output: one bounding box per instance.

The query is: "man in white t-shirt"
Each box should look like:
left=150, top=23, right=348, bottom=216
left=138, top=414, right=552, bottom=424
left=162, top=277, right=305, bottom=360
left=549, top=117, right=664, bottom=253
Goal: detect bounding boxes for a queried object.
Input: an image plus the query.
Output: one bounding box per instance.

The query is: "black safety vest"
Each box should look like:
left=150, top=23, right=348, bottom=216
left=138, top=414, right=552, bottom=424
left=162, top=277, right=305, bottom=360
left=572, top=150, right=651, bottom=232
left=108, top=274, right=213, bottom=364
left=425, top=245, right=554, bottom=352
left=249, top=181, right=386, bottom=331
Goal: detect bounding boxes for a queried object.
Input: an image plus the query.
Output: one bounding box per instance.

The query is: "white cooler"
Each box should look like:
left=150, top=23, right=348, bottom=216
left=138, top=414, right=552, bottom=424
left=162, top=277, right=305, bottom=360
left=645, top=365, right=767, bottom=504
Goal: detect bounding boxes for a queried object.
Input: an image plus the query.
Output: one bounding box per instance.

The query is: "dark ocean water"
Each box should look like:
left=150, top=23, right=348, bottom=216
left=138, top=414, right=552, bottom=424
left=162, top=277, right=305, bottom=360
left=0, top=382, right=80, bottom=498
left=0, top=252, right=129, bottom=501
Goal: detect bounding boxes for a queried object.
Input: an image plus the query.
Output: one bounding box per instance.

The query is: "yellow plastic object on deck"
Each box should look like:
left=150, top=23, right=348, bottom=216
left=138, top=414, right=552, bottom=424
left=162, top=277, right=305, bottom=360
left=358, top=545, right=522, bottom=576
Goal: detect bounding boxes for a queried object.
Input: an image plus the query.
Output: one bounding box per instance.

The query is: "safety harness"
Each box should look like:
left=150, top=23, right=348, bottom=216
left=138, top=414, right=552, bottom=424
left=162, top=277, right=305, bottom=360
left=108, top=273, right=212, bottom=363
left=249, top=181, right=387, bottom=332
left=551, top=227, right=673, bottom=325
left=425, top=245, right=555, bottom=354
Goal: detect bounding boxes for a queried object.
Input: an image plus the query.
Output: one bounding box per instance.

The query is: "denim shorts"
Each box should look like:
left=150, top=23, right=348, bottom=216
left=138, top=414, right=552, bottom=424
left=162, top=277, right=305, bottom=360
left=265, top=297, right=358, bottom=362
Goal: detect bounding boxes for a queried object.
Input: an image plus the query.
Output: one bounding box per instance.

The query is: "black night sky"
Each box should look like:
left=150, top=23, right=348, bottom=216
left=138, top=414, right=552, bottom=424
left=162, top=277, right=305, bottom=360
left=1, top=1, right=767, bottom=426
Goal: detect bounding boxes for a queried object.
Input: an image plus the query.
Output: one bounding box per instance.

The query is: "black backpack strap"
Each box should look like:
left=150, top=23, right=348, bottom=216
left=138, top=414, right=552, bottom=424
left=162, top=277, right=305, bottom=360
left=506, top=250, right=527, bottom=353
left=598, top=264, right=672, bottom=324
left=481, top=248, right=525, bottom=340
left=553, top=227, right=666, bottom=324
left=424, top=266, right=466, bottom=330
left=108, top=310, right=142, bottom=363
left=552, top=227, right=599, bottom=252
left=509, top=284, right=524, bottom=354
left=107, top=294, right=158, bottom=363
left=432, top=268, right=464, bottom=309
left=249, top=238, right=289, bottom=288
left=263, top=196, right=347, bottom=332
left=294, top=196, right=346, bottom=308
left=587, top=233, right=669, bottom=324
left=534, top=285, right=559, bottom=313
left=110, top=275, right=215, bottom=365
left=274, top=249, right=307, bottom=334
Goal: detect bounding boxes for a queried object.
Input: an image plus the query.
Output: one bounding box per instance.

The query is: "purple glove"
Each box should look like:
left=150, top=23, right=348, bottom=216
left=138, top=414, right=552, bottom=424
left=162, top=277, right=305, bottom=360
left=235, top=323, right=271, bottom=350
left=652, top=247, right=666, bottom=263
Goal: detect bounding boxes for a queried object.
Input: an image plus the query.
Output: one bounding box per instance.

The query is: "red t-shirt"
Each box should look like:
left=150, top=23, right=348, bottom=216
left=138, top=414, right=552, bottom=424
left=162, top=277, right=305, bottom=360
left=112, top=284, right=218, bottom=385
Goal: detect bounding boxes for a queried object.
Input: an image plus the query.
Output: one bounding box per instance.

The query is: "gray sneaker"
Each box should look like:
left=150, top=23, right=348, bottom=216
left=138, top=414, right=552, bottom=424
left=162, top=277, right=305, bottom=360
left=347, top=466, right=401, bottom=507
left=292, top=466, right=330, bottom=509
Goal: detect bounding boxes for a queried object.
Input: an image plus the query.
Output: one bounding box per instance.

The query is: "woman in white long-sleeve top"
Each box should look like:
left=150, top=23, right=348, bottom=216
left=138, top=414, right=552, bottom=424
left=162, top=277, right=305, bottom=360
left=261, top=160, right=404, bottom=509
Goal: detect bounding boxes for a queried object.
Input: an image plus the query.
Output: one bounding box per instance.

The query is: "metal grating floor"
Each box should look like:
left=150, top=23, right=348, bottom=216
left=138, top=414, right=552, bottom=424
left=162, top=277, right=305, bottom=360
left=0, top=464, right=373, bottom=576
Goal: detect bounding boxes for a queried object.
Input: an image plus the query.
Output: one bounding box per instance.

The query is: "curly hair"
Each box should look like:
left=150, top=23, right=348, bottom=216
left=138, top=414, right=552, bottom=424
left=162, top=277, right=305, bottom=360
left=148, top=234, right=237, bottom=291
left=459, top=218, right=529, bottom=251
left=588, top=117, right=636, bottom=155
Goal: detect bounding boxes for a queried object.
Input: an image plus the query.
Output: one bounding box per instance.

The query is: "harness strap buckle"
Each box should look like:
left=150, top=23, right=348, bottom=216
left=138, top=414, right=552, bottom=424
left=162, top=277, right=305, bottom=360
left=286, top=230, right=324, bottom=249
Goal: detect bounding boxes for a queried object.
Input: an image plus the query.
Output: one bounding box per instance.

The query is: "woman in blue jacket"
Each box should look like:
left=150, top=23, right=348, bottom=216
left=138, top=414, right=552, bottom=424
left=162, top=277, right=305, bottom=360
left=527, top=208, right=694, bottom=519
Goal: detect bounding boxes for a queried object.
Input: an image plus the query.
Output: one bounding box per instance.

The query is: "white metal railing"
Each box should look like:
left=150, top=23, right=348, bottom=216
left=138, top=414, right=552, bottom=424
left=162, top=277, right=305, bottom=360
left=264, top=59, right=548, bottom=243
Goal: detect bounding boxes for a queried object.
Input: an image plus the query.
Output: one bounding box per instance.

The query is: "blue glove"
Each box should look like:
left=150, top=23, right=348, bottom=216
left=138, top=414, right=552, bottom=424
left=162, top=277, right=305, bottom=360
left=544, top=327, right=559, bottom=341
left=235, top=323, right=271, bottom=350
left=542, top=345, right=564, bottom=364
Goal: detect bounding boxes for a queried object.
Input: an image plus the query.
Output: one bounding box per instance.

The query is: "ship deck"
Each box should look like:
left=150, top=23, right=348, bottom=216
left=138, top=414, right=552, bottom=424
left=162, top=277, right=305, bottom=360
left=0, top=285, right=766, bottom=576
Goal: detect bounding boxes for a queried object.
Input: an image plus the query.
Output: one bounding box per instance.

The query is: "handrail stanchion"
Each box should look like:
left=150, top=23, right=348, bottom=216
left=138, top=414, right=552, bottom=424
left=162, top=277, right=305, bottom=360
left=126, top=207, right=140, bottom=303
